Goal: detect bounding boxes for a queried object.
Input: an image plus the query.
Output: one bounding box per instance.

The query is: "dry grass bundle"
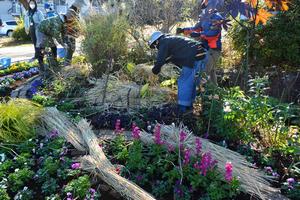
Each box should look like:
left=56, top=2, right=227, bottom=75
left=38, top=107, right=85, bottom=151
left=131, top=63, right=180, bottom=86
left=39, top=108, right=155, bottom=200
left=77, top=76, right=176, bottom=109
left=138, top=123, right=289, bottom=200
left=59, top=63, right=92, bottom=80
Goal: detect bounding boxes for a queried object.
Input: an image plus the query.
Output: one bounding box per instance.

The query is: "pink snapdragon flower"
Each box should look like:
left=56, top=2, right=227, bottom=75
left=114, top=119, right=124, bottom=134
left=154, top=124, right=163, bottom=145
left=183, top=149, right=191, bottom=165
left=195, top=138, right=202, bottom=155
left=225, top=162, right=233, bottom=182
left=71, top=162, right=81, bottom=170
left=132, top=126, right=141, bottom=140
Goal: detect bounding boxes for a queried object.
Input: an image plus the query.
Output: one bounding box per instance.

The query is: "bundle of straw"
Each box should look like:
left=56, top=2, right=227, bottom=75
left=138, top=123, right=289, bottom=200
left=75, top=76, right=175, bottom=109
left=38, top=107, right=86, bottom=152
left=39, top=108, right=155, bottom=200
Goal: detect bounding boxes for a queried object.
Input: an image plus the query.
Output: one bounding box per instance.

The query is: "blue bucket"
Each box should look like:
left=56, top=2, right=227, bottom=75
left=57, top=48, right=66, bottom=58
left=0, top=57, right=11, bottom=69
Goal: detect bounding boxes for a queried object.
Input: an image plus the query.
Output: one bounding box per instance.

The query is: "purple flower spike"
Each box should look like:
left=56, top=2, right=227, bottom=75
left=195, top=138, right=202, bottom=155
left=71, top=162, right=81, bottom=169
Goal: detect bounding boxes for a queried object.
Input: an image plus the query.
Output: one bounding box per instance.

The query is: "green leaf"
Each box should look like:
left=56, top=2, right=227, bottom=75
left=160, top=78, right=176, bottom=87
left=140, top=83, right=150, bottom=98
left=126, top=62, right=135, bottom=74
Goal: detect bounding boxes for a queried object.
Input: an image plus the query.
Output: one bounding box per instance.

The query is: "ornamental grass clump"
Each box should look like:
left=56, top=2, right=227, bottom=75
left=0, top=99, right=42, bottom=143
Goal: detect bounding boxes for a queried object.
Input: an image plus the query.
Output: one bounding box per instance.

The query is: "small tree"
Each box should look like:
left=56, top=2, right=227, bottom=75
left=82, top=14, right=129, bottom=77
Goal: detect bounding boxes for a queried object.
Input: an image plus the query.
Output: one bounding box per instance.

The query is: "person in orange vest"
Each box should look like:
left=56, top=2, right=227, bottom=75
left=177, top=10, right=223, bottom=85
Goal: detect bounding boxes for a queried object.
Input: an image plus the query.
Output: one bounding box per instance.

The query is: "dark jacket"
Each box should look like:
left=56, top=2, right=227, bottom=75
left=152, top=35, right=206, bottom=75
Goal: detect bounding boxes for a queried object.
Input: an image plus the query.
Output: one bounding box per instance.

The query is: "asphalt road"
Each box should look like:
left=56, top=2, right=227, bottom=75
left=0, top=44, right=35, bottom=63
left=0, top=43, right=81, bottom=63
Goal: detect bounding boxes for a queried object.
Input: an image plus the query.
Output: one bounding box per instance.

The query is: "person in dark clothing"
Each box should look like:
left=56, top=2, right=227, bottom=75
left=148, top=31, right=206, bottom=113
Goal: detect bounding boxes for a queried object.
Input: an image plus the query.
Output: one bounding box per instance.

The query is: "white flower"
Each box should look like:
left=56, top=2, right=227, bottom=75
left=223, top=105, right=232, bottom=113
left=23, top=186, right=28, bottom=191
left=15, top=168, right=19, bottom=172
left=0, top=153, right=5, bottom=162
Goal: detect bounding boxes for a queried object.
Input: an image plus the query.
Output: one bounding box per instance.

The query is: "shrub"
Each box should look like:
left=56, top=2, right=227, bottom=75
left=82, top=14, right=129, bottom=77
left=12, top=17, right=31, bottom=41
left=0, top=99, right=42, bottom=143
left=228, top=0, right=300, bottom=68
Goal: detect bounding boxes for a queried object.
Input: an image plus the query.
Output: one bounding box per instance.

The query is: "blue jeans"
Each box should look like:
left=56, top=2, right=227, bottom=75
left=178, top=60, right=205, bottom=107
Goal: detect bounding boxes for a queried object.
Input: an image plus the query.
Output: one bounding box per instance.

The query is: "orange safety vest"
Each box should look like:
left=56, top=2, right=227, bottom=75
left=201, top=33, right=221, bottom=49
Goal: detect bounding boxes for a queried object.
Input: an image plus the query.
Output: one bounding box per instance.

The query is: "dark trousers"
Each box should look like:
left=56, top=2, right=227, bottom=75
left=37, top=47, right=58, bottom=68
left=64, top=35, right=76, bottom=65
left=29, top=26, right=38, bottom=59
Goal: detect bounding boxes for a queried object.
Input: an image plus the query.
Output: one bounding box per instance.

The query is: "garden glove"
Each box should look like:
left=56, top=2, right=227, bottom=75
left=190, top=32, right=201, bottom=38
left=176, top=27, right=184, bottom=34
left=152, top=66, right=160, bottom=75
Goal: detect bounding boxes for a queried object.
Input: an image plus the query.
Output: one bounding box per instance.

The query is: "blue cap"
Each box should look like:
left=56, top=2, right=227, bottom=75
left=44, top=3, right=53, bottom=10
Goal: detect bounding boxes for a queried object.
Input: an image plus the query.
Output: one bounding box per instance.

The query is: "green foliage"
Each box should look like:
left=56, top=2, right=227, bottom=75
left=8, top=168, right=34, bottom=192
left=0, top=134, right=98, bottom=199
left=14, top=188, right=34, bottom=200
left=32, top=94, right=55, bottom=107
left=82, top=14, right=129, bottom=77
left=12, top=17, right=31, bottom=41
left=0, top=159, right=13, bottom=178
left=110, top=135, right=128, bottom=161
left=43, top=157, right=60, bottom=175
left=57, top=101, right=75, bottom=112
left=228, top=0, right=300, bottom=67
left=71, top=55, right=88, bottom=65
left=0, top=99, right=42, bottom=143
left=0, top=188, right=10, bottom=200
left=64, top=175, right=91, bottom=199
left=202, top=76, right=296, bottom=147
left=42, top=178, right=59, bottom=196
left=281, top=180, right=300, bottom=199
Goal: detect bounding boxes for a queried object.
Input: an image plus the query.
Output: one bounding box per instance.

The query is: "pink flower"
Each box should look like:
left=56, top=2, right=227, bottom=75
left=195, top=138, right=202, bottom=155
left=225, top=162, right=233, bottom=182
left=71, top=162, right=81, bottom=170
left=154, top=124, right=163, bottom=145
left=132, top=122, right=137, bottom=131
left=132, top=126, right=141, bottom=140
left=179, top=131, right=187, bottom=142
left=287, top=178, right=295, bottom=186
left=167, top=143, right=175, bottom=152
left=183, top=149, right=191, bottom=165
left=114, top=119, right=124, bottom=134
left=115, top=166, right=121, bottom=174
left=198, top=152, right=216, bottom=176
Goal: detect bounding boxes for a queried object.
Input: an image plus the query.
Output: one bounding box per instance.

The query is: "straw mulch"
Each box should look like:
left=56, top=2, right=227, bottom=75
left=39, top=107, right=155, bottom=200
left=74, top=76, right=176, bottom=109
left=129, top=63, right=180, bottom=86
